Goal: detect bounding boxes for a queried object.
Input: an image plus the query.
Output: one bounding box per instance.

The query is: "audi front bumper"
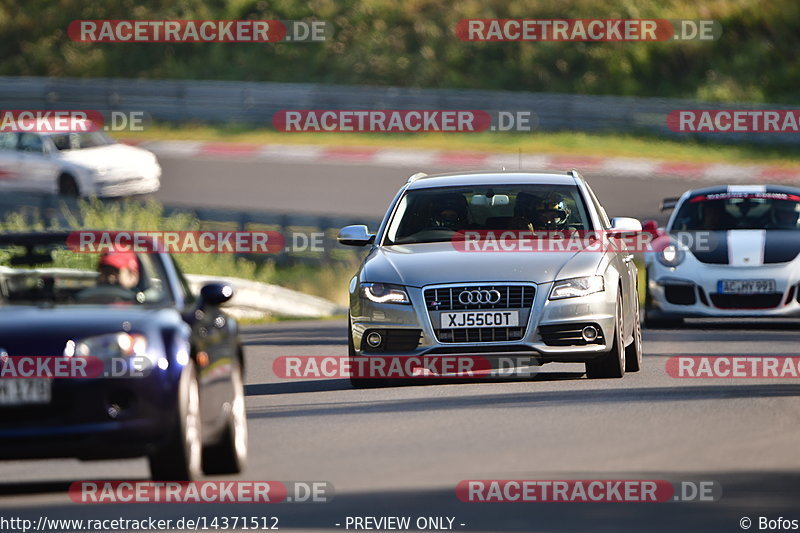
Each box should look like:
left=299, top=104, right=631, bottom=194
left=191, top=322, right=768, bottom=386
left=349, top=281, right=619, bottom=364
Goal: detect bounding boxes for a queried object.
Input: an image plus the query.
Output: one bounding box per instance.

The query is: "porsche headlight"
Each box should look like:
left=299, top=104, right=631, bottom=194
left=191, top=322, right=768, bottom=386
left=549, top=276, right=605, bottom=300
left=360, top=282, right=410, bottom=304
left=657, top=243, right=686, bottom=267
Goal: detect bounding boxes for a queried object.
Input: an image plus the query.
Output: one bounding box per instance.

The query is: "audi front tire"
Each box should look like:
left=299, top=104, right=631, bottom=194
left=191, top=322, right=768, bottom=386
left=585, top=293, right=626, bottom=379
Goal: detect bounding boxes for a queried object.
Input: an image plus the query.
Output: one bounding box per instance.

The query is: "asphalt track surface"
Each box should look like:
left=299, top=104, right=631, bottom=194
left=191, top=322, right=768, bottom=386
left=1, top=153, right=799, bottom=532
left=2, top=320, right=800, bottom=532
left=152, top=153, right=725, bottom=223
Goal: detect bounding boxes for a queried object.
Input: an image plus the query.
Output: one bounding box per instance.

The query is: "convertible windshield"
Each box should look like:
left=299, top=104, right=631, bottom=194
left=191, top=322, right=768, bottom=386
left=0, top=241, right=170, bottom=306
left=672, top=192, right=800, bottom=231
left=384, top=184, right=592, bottom=245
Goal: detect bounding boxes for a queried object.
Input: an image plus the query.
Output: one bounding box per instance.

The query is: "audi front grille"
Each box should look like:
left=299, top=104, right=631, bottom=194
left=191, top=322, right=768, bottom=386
left=424, top=284, right=535, bottom=344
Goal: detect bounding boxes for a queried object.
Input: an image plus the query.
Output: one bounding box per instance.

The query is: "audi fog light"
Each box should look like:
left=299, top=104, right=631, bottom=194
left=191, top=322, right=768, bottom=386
left=581, top=326, right=599, bottom=342
left=360, top=283, right=410, bottom=304
left=549, top=276, right=605, bottom=300
left=366, top=332, right=383, bottom=348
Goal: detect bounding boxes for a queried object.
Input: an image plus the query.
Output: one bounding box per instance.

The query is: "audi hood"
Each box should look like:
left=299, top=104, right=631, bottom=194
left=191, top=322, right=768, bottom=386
left=360, top=242, right=607, bottom=287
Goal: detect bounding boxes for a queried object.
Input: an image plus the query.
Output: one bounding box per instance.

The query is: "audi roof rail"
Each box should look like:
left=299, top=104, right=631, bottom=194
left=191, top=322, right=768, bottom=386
left=406, top=172, right=428, bottom=184
left=567, top=169, right=583, bottom=181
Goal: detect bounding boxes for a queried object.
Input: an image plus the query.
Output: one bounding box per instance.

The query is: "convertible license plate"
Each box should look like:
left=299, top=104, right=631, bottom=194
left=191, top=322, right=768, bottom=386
left=0, top=379, right=52, bottom=406
left=441, top=310, right=519, bottom=329
left=718, top=279, right=777, bottom=294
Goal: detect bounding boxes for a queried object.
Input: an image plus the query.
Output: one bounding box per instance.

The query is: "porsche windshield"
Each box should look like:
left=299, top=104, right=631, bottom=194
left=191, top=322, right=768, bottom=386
left=384, top=184, right=592, bottom=245
left=672, top=192, right=800, bottom=231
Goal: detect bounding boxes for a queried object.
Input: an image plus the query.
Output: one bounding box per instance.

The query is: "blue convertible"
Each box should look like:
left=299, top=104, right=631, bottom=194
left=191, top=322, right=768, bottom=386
left=0, top=232, right=247, bottom=480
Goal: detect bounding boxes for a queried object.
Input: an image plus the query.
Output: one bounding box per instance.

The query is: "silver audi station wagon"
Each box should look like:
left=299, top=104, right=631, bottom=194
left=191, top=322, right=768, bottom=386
left=339, top=170, right=643, bottom=387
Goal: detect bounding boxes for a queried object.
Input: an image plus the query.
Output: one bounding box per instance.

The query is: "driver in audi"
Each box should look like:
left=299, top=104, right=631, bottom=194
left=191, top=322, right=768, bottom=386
left=512, top=193, right=572, bottom=232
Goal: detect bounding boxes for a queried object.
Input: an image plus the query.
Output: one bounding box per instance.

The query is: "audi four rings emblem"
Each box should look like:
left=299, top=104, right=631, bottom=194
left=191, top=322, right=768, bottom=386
left=458, top=290, right=502, bottom=304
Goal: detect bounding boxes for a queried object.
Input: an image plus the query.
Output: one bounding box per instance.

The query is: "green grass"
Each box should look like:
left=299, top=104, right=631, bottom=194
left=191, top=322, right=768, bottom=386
left=124, top=122, right=800, bottom=167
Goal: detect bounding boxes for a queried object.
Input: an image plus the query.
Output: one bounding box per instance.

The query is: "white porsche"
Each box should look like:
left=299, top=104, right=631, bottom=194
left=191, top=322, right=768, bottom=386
left=643, top=184, right=800, bottom=327
left=0, top=130, right=160, bottom=197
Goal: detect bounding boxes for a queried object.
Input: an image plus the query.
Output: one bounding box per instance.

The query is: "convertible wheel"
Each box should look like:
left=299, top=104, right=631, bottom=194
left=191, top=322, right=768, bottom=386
left=585, top=293, right=626, bottom=379
left=202, top=360, right=248, bottom=475
left=348, top=316, right=387, bottom=389
left=148, top=362, right=202, bottom=481
left=625, top=302, right=643, bottom=373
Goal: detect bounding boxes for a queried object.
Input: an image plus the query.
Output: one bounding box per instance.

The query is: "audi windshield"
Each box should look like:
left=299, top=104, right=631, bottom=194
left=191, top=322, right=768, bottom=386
left=384, top=185, right=593, bottom=245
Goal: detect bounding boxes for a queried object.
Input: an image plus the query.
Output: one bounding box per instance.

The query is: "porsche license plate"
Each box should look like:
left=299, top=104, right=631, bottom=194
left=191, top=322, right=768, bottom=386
left=718, top=279, right=777, bottom=294
left=441, top=310, right=519, bottom=329
left=0, top=379, right=52, bottom=406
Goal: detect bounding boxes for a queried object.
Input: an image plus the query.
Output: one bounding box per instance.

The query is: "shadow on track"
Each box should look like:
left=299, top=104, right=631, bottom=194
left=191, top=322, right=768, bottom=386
left=245, top=383, right=800, bottom=419
left=245, top=371, right=588, bottom=397
left=0, top=478, right=149, bottom=496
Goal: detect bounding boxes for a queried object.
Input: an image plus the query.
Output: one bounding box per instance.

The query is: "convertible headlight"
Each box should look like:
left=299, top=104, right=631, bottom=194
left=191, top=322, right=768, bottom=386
left=65, top=332, right=148, bottom=359
left=549, top=276, right=605, bottom=300
left=360, top=282, right=410, bottom=304
left=657, top=243, right=686, bottom=267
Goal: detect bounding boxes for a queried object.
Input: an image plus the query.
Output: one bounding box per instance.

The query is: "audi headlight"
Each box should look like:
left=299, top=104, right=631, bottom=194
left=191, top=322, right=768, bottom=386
left=360, top=282, right=410, bottom=304
left=65, top=332, right=148, bottom=359
left=549, top=276, right=605, bottom=300
left=657, top=243, right=686, bottom=267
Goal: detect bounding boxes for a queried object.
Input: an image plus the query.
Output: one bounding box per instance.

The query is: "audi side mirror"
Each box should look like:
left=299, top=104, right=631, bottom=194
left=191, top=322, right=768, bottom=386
left=610, top=217, right=642, bottom=233
left=338, top=225, right=375, bottom=246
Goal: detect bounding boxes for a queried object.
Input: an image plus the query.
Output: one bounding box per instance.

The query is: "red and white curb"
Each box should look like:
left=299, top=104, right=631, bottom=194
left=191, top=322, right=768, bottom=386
left=125, top=140, right=800, bottom=183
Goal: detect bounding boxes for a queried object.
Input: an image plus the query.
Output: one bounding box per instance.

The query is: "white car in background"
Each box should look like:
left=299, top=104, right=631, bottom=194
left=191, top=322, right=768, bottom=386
left=643, top=184, right=800, bottom=327
left=0, top=131, right=160, bottom=197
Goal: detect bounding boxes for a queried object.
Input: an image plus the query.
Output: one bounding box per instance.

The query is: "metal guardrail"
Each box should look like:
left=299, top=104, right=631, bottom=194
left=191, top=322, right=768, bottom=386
left=0, top=192, right=378, bottom=265
left=0, top=76, right=797, bottom=145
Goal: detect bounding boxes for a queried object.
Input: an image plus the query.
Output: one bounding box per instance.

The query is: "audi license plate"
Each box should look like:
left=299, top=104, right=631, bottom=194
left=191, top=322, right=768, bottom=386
left=718, top=279, right=776, bottom=294
left=441, top=310, right=519, bottom=329
left=0, top=379, right=51, bottom=406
